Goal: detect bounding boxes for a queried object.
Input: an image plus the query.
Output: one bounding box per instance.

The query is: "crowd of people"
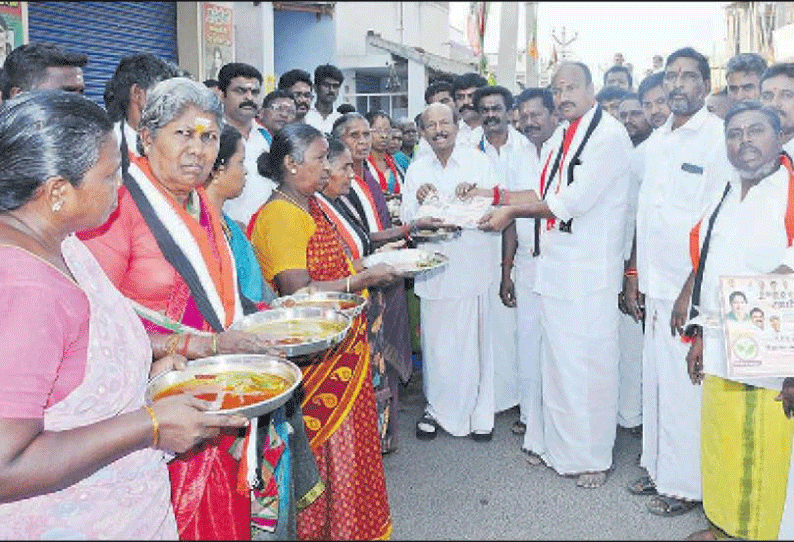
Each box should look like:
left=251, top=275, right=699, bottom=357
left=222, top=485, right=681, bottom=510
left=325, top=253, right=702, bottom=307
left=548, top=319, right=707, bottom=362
left=0, top=35, right=794, bottom=542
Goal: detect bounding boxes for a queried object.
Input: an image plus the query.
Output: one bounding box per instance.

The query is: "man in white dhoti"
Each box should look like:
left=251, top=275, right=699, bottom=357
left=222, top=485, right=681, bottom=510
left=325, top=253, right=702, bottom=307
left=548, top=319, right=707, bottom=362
left=470, top=85, right=533, bottom=416
left=401, top=102, right=500, bottom=441
left=478, top=61, right=632, bottom=488
left=625, top=47, right=729, bottom=517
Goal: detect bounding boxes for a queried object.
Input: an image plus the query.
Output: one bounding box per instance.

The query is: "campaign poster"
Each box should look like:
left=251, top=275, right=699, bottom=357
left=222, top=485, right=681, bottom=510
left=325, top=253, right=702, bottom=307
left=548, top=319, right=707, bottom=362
left=720, top=275, right=794, bottom=378
left=203, top=2, right=233, bottom=82
left=0, top=2, right=26, bottom=66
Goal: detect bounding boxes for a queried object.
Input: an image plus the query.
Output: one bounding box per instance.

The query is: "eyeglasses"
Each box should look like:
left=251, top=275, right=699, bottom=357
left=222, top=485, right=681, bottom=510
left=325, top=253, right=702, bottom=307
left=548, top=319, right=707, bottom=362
left=292, top=91, right=314, bottom=100
left=268, top=103, right=297, bottom=115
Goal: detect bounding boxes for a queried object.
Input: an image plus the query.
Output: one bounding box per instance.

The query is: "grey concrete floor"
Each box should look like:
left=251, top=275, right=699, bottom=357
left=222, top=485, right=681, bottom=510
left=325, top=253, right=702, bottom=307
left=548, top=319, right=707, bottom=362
left=381, top=370, right=710, bottom=540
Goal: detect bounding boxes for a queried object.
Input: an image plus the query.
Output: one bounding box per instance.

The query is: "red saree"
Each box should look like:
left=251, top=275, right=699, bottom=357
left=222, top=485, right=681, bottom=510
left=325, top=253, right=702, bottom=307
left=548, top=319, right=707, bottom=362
left=252, top=197, right=392, bottom=540
left=78, top=156, right=250, bottom=541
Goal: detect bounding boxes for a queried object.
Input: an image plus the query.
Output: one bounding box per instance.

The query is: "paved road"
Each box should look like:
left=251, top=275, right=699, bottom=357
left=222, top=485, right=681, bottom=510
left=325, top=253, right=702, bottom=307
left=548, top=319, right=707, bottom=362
left=381, top=370, right=710, bottom=540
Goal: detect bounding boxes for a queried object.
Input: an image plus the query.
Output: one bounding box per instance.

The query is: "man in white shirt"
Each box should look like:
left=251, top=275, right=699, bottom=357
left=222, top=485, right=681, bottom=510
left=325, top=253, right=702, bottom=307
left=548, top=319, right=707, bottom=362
left=626, top=47, right=729, bottom=517
left=256, top=89, right=297, bottom=147
left=674, top=101, right=794, bottom=541
left=761, top=63, right=794, bottom=157
left=468, top=85, right=532, bottom=422
left=505, top=87, right=559, bottom=446
left=277, top=69, right=313, bottom=123
left=453, top=72, right=488, bottom=148
left=478, top=61, right=632, bottom=489
left=615, top=91, right=653, bottom=439
left=217, top=63, right=275, bottom=228
left=401, top=102, right=500, bottom=442
left=103, top=53, right=178, bottom=161
left=303, top=63, right=343, bottom=135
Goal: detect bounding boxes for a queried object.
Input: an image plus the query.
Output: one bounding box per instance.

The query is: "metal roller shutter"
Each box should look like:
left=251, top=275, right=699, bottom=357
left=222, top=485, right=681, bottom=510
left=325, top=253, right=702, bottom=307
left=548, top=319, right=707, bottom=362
left=28, top=2, right=177, bottom=105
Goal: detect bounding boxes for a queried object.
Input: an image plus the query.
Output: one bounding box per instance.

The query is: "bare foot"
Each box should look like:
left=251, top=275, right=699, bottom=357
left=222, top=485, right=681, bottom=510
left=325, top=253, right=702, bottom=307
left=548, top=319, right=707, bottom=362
left=685, top=529, right=716, bottom=541
left=576, top=470, right=607, bottom=488
left=522, top=449, right=545, bottom=466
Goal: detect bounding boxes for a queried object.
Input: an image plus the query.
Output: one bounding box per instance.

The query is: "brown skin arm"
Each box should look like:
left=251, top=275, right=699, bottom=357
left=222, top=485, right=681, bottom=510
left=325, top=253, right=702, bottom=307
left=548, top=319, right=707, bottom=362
left=671, top=270, right=696, bottom=337
left=620, top=234, right=645, bottom=323
left=500, top=221, right=518, bottom=308
left=685, top=334, right=704, bottom=385
left=776, top=377, right=794, bottom=418
left=274, top=264, right=400, bottom=297
left=478, top=198, right=555, bottom=232
left=0, top=391, right=247, bottom=503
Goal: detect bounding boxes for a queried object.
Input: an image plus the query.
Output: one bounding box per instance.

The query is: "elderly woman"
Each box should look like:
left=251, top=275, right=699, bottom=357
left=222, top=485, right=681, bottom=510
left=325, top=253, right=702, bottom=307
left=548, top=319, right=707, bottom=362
left=332, top=111, right=419, bottom=424
left=79, top=77, right=285, bottom=540
left=0, top=91, right=249, bottom=538
left=316, top=137, right=442, bottom=453
left=249, top=123, right=397, bottom=540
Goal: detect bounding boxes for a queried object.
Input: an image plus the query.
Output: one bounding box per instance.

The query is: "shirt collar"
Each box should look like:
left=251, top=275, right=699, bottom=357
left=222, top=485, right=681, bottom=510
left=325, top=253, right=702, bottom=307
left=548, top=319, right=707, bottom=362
left=660, top=105, right=710, bottom=134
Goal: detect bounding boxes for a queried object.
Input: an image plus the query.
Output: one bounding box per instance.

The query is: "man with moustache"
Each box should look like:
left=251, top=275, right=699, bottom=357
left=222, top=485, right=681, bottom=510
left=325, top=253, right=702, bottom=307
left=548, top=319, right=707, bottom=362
left=277, top=68, right=313, bottom=123
left=304, top=63, right=344, bottom=134
left=638, top=72, right=671, bottom=130
left=506, top=86, right=559, bottom=443
left=624, top=47, right=729, bottom=517
left=217, top=62, right=274, bottom=227
left=467, top=85, right=531, bottom=426
left=760, top=63, right=794, bottom=157
left=453, top=72, right=489, bottom=147
left=256, top=89, right=297, bottom=146
left=401, top=102, right=500, bottom=442
left=615, top=91, right=653, bottom=442
left=478, top=61, right=632, bottom=489
left=675, top=102, right=794, bottom=541
left=725, top=52, right=767, bottom=105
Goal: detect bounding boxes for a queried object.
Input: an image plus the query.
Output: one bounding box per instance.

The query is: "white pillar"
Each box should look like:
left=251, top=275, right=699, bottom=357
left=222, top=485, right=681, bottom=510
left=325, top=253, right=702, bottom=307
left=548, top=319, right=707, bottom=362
left=408, top=59, right=426, bottom=119
left=524, top=2, right=538, bottom=87
left=496, top=1, right=519, bottom=91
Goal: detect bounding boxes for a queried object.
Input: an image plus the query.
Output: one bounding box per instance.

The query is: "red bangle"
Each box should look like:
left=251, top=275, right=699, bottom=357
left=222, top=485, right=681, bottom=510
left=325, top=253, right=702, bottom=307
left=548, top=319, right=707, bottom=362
left=401, top=223, right=411, bottom=239
left=180, top=334, right=191, bottom=356
left=492, top=185, right=500, bottom=205
left=624, top=268, right=638, bottom=277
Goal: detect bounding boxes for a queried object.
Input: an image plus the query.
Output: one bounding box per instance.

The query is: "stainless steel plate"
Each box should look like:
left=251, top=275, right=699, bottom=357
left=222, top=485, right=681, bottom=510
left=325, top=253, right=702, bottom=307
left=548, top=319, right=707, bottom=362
left=145, top=354, right=302, bottom=418
left=361, top=248, right=449, bottom=277
left=411, top=227, right=462, bottom=243
left=270, top=291, right=366, bottom=318
left=228, top=306, right=352, bottom=358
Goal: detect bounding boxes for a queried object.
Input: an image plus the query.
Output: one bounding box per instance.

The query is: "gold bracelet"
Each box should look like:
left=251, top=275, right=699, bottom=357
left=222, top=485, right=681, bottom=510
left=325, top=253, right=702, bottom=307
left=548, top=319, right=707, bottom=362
left=346, top=276, right=351, bottom=293
left=211, top=333, right=219, bottom=355
left=142, top=405, right=160, bottom=448
left=165, top=333, right=182, bottom=356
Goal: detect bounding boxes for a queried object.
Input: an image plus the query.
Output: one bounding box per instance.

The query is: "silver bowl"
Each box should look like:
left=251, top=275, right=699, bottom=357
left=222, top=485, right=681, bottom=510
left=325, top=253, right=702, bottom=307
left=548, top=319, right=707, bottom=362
left=145, top=354, right=302, bottom=418
left=269, top=291, right=367, bottom=319
left=228, top=306, right=352, bottom=358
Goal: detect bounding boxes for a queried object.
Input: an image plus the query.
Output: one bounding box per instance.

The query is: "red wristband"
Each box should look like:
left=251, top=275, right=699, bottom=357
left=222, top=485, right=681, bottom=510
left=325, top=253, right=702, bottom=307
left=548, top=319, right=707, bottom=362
left=492, top=185, right=500, bottom=205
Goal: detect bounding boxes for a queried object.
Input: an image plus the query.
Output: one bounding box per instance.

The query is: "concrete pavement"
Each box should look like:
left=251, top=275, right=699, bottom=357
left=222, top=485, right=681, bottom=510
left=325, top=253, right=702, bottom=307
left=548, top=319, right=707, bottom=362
left=381, top=370, right=710, bottom=540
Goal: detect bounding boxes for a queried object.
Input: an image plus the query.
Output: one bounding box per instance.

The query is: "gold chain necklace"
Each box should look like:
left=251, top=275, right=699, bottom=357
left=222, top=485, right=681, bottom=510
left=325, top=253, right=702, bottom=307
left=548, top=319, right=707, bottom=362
left=274, top=188, right=310, bottom=215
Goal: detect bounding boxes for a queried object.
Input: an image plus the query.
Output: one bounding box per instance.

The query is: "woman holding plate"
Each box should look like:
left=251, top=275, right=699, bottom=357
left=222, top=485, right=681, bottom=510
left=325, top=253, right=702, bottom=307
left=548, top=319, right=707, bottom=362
left=79, top=77, right=314, bottom=540
left=0, top=91, right=249, bottom=539
left=317, top=137, right=443, bottom=454
left=249, top=123, right=398, bottom=540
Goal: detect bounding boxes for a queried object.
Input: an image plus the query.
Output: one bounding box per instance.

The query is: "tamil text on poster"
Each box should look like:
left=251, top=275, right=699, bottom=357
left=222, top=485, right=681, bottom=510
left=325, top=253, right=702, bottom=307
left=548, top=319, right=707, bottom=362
left=203, top=2, right=233, bottom=82
left=720, top=275, right=794, bottom=378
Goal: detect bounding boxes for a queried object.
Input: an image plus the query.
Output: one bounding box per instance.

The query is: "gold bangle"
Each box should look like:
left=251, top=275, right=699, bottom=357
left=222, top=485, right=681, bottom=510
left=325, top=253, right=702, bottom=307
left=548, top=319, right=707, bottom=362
left=346, top=276, right=351, bottom=293
left=142, top=405, right=160, bottom=448
left=211, top=333, right=219, bottom=355
left=165, top=333, right=182, bottom=356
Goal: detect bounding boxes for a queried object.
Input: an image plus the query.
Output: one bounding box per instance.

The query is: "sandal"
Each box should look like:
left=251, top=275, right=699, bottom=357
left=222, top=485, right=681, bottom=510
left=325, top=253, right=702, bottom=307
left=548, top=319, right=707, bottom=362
left=416, top=412, right=439, bottom=440
left=647, top=494, right=698, bottom=517
left=522, top=448, right=545, bottom=466
left=627, top=475, right=657, bottom=496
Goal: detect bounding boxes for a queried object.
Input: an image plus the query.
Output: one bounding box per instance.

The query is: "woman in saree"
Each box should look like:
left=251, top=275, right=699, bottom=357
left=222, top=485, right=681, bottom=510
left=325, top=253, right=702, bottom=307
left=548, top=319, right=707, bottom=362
left=316, top=137, right=442, bottom=454
left=78, top=77, right=300, bottom=540
left=0, top=90, right=248, bottom=539
left=249, top=123, right=398, bottom=540
left=364, top=110, right=405, bottom=200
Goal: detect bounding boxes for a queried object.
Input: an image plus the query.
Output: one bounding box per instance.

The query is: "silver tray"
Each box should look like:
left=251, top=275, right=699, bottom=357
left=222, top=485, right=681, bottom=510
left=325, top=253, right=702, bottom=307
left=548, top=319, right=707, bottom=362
left=145, top=354, right=302, bottom=418
left=411, top=226, right=462, bottom=243
left=228, top=306, right=352, bottom=358
left=270, top=291, right=366, bottom=318
left=361, top=248, right=449, bottom=278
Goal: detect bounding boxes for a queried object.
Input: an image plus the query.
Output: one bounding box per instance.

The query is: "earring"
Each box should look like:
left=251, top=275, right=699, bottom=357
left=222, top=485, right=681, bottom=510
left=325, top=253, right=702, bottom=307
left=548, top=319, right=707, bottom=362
left=290, top=169, right=297, bottom=174
left=52, top=200, right=63, bottom=212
